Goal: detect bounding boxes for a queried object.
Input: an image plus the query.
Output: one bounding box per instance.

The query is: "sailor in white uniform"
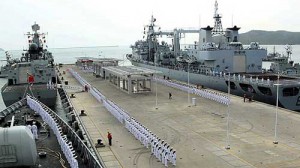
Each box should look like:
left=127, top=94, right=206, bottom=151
left=31, top=122, right=38, bottom=139
left=171, top=150, right=176, bottom=166
left=164, top=150, right=169, bottom=167
left=26, top=124, right=32, bottom=133
left=162, top=149, right=165, bottom=164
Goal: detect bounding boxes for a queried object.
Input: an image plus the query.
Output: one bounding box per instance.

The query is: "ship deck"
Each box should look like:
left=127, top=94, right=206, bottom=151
left=60, top=64, right=300, bottom=168
left=0, top=105, right=86, bottom=168
left=2, top=83, right=48, bottom=92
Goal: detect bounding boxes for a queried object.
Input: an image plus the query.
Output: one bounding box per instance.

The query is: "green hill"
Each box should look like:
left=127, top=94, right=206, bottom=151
left=239, top=30, right=300, bottom=45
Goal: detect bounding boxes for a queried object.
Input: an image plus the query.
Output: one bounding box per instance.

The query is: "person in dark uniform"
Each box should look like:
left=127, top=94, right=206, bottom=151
left=169, top=92, right=172, bottom=99
left=107, top=132, right=112, bottom=146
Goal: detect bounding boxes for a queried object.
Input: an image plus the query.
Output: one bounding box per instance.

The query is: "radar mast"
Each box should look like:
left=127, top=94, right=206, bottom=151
left=212, top=0, right=224, bottom=35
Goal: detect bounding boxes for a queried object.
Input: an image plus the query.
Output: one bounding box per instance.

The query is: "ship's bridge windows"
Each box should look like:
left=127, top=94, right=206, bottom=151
left=257, top=86, right=272, bottom=96
left=239, top=83, right=256, bottom=93
left=282, top=87, right=299, bottom=97
left=225, top=81, right=237, bottom=90
left=233, top=36, right=238, bottom=42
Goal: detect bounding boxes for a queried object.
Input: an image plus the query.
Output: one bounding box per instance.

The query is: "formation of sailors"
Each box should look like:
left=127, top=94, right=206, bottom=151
left=193, top=89, right=230, bottom=105
left=27, top=96, right=79, bottom=168
left=125, top=117, right=176, bottom=167
left=156, top=77, right=230, bottom=105
left=69, top=69, right=90, bottom=87
left=103, top=100, right=125, bottom=123
left=90, top=87, right=105, bottom=103
left=70, top=68, right=177, bottom=167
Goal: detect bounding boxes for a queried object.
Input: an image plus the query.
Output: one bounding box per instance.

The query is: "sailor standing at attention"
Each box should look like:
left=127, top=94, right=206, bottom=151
left=162, top=149, right=165, bottom=164
left=171, top=150, right=176, bottom=166
left=26, top=124, right=32, bottom=133
left=31, top=122, right=38, bottom=139
left=164, top=150, right=169, bottom=167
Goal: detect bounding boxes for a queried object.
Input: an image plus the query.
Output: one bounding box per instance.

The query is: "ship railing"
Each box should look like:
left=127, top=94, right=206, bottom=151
left=1, top=83, right=7, bottom=92
left=228, top=74, right=275, bottom=86
left=158, top=65, right=276, bottom=87
left=70, top=68, right=177, bottom=166
left=26, top=95, right=105, bottom=168
left=57, top=87, right=106, bottom=167
left=0, top=99, right=27, bottom=119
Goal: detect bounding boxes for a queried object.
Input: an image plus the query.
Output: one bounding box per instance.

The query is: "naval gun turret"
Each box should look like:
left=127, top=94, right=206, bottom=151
left=0, top=126, right=37, bottom=167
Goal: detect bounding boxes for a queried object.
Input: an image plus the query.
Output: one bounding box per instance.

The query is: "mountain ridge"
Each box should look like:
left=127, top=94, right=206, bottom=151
left=239, top=30, right=300, bottom=45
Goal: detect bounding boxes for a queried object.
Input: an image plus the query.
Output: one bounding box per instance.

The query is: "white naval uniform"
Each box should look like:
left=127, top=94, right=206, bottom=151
left=26, top=125, right=32, bottom=133
left=31, top=124, right=38, bottom=139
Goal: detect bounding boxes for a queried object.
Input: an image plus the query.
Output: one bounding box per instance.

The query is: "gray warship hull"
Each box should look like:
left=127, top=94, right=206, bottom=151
left=1, top=84, right=57, bottom=107
left=132, top=61, right=300, bottom=111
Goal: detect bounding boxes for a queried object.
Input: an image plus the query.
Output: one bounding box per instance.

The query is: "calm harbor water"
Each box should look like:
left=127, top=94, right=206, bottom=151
left=0, top=46, right=132, bottom=111
left=0, top=46, right=132, bottom=66
left=0, top=45, right=299, bottom=67
left=0, top=45, right=299, bottom=110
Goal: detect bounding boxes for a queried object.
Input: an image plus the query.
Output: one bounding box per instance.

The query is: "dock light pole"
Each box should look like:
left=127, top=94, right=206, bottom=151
left=123, top=54, right=125, bottom=66
left=188, top=60, right=190, bottom=107
left=273, top=72, right=281, bottom=144
left=225, top=72, right=231, bottom=150
left=155, top=52, right=158, bottom=110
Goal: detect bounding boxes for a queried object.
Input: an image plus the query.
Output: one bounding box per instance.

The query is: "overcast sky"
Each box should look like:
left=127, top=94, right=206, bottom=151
left=1, top=0, right=299, bottom=50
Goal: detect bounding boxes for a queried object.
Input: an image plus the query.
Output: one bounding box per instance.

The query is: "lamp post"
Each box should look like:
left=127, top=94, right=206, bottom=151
left=225, top=72, right=231, bottom=150
left=188, top=60, right=190, bottom=107
left=273, top=72, right=281, bottom=144
left=155, top=53, right=158, bottom=110
left=123, top=54, right=125, bottom=66
left=153, top=37, right=158, bottom=110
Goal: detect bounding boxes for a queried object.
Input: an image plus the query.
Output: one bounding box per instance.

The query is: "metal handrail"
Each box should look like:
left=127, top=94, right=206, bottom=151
left=28, top=95, right=104, bottom=168
left=58, top=88, right=106, bottom=167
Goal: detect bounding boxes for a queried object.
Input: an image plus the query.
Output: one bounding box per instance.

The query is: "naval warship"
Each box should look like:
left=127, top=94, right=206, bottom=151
left=0, top=51, right=16, bottom=78
left=127, top=0, right=300, bottom=111
left=263, top=45, right=300, bottom=76
left=1, top=23, right=57, bottom=107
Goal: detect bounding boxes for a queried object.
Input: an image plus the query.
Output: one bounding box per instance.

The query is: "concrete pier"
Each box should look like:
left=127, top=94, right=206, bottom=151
left=60, top=64, right=300, bottom=168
